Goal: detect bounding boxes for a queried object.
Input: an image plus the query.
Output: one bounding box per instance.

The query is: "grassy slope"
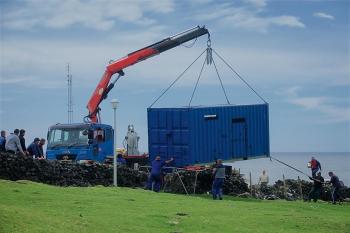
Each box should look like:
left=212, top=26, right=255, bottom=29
left=0, top=180, right=349, bottom=233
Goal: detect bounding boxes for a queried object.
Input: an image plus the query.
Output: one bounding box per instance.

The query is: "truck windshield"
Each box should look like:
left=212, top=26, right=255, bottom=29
left=48, top=128, right=89, bottom=148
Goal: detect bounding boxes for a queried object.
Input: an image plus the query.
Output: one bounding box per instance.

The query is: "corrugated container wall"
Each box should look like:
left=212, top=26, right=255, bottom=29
left=147, top=104, right=269, bottom=167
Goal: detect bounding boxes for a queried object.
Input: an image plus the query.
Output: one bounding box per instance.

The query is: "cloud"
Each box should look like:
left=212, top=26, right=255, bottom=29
left=284, top=86, right=350, bottom=123
left=284, top=86, right=302, bottom=96
left=269, top=16, right=305, bottom=28
left=2, top=34, right=348, bottom=91
left=0, top=26, right=177, bottom=89
left=288, top=96, right=326, bottom=109
left=0, top=75, right=65, bottom=89
left=194, top=3, right=305, bottom=33
left=313, top=12, right=335, bottom=20
left=0, top=77, right=29, bottom=85
left=2, top=0, right=174, bottom=31
left=243, top=0, right=267, bottom=8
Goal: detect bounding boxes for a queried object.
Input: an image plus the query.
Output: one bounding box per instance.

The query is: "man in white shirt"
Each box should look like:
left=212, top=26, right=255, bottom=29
left=259, top=170, right=269, bottom=185
left=5, top=129, right=25, bottom=155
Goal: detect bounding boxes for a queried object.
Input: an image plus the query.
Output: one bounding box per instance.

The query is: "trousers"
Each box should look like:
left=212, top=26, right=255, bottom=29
left=147, top=174, right=162, bottom=192
left=212, top=178, right=224, bottom=200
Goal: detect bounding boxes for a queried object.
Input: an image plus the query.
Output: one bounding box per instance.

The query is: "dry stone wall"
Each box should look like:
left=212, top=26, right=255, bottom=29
left=1, top=152, right=349, bottom=201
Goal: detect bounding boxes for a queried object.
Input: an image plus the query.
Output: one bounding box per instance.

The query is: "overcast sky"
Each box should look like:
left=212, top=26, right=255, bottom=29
left=1, top=0, right=349, bottom=152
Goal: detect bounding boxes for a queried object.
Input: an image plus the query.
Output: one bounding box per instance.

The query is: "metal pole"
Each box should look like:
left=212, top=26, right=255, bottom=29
left=113, top=107, right=117, bottom=187
left=193, top=171, right=199, bottom=194
left=249, top=172, right=252, bottom=196
left=176, top=169, right=188, bottom=195
left=283, top=174, right=286, bottom=198
left=298, top=176, right=303, bottom=199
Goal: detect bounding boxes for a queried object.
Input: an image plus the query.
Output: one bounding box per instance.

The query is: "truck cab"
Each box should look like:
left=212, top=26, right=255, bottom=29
left=46, top=123, right=113, bottom=162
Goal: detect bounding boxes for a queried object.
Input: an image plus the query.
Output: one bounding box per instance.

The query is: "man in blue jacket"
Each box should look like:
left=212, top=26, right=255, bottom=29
left=212, top=159, right=226, bottom=200
left=27, top=138, right=41, bottom=158
left=117, top=154, right=126, bottom=165
left=328, top=171, right=342, bottom=204
left=147, top=156, right=174, bottom=192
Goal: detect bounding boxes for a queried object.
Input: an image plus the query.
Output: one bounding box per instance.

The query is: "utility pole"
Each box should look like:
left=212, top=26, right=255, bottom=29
left=67, top=63, right=73, bottom=123
left=110, top=99, right=119, bottom=187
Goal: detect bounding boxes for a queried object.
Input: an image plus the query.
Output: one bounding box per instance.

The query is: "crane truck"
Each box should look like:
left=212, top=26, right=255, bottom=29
left=46, top=26, right=209, bottom=163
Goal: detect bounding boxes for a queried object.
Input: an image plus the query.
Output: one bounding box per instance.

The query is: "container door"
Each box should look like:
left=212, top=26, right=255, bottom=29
left=232, top=117, right=248, bottom=159
left=167, top=110, right=189, bottom=166
left=148, top=109, right=190, bottom=166
left=202, top=114, right=223, bottom=162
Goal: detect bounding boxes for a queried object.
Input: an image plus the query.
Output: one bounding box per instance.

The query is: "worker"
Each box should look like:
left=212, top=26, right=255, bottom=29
left=212, top=159, right=225, bottom=200
left=117, top=154, right=126, bottom=165
left=308, top=172, right=324, bottom=202
left=38, top=138, right=46, bottom=159
left=27, top=138, right=41, bottom=158
left=19, top=129, right=28, bottom=154
left=95, top=128, right=104, bottom=142
left=328, top=171, right=342, bottom=204
left=259, top=169, right=269, bottom=185
left=258, top=169, right=269, bottom=193
left=308, top=157, right=321, bottom=177
left=0, top=130, right=6, bottom=151
left=147, top=156, right=174, bottom=192
left=5, top=129, right=25, bottom=155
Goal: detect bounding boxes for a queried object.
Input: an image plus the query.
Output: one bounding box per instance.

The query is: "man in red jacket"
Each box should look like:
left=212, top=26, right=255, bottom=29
left=309, top=156, right=321, bottom=178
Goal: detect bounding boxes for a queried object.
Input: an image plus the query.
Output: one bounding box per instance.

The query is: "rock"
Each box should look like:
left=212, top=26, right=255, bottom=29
left=238, top=192, right=251, bottom=198
left=162, top=169, right=249, bottom=195
left=265, top=194, right=278, bottom=200
left=285, top=196, right=297, bottom=201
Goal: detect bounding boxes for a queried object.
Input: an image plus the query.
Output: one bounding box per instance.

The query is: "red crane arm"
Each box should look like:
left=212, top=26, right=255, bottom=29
left=86, top=26, right=209, bottom=123
left=86, top=48, right=157, bottom=122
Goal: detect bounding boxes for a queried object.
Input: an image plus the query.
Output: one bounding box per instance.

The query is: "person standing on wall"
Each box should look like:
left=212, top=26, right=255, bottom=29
left=308, top=156, right=321, bottom=177
left=5, top=129, right=25, bottom=155
left=212, top=159, right=226, bottom=200
left=147, top=156, right=174, bottom=192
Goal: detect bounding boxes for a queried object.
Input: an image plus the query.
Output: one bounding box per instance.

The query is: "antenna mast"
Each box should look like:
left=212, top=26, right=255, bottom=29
left=67, top=63, right=73, bottom=123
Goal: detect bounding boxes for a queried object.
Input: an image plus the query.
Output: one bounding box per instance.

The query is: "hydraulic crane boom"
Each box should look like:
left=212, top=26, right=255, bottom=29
left=85, top=26, right=209, bottom=123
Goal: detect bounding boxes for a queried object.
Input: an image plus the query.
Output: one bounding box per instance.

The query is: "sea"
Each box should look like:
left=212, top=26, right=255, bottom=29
left=226, top=152, right=350, bottom=186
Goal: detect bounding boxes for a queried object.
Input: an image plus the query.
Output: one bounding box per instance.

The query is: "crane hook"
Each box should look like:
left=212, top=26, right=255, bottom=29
left=206, top=35, right=212, bottom=65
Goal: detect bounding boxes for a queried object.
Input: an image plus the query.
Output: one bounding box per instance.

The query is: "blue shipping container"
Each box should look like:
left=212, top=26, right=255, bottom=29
left=147, top=104, right=270, bottom=167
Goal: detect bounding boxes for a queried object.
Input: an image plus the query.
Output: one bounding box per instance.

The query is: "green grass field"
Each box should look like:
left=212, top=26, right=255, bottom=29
left=0, top=179, right=349, bottom=233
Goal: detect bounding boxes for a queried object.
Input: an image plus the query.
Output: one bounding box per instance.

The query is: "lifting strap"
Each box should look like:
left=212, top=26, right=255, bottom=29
left=188, top=54, right=207, bottom=106
left=270, top=156, right=311, bottom=178
left=212, top=49, right=268, bottom=104
left=149, top=39, right=268, bottom=108
left=212, top=57, right=230, bottom=105
left=148, top=49, right=207, bottom=108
